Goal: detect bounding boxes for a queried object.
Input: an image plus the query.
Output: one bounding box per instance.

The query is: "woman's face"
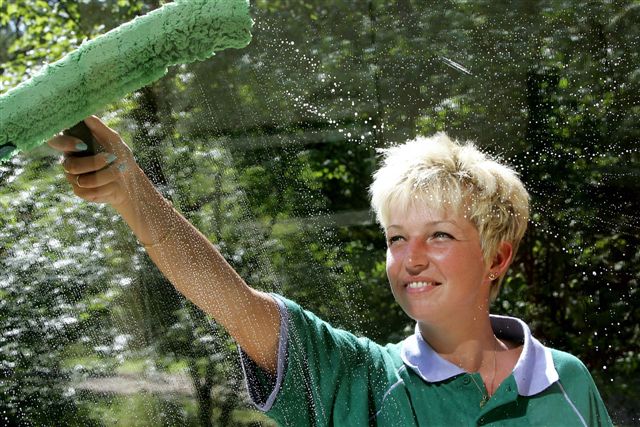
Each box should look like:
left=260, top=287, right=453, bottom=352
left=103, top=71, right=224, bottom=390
left=385, top=203, right=492, bottom=324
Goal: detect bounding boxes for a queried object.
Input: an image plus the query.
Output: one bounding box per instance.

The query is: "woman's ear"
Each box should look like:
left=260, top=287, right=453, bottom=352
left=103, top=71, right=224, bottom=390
left=490, top=241, right=513, bottom=276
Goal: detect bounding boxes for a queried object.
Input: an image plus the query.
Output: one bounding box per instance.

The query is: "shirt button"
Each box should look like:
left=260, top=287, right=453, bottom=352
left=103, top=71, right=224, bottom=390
left=478, top=418, right=485, bottom=425
left=463, top=376, right=471, bottom=385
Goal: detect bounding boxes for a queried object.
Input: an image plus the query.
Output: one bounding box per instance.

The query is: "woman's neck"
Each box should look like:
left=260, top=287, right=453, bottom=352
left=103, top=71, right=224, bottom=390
left=418, top=310, right=497, bottom=373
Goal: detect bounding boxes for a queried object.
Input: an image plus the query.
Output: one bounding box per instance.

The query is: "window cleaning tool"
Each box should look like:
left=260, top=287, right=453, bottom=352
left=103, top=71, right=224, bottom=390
left=0, top=0, right=252, bottom=162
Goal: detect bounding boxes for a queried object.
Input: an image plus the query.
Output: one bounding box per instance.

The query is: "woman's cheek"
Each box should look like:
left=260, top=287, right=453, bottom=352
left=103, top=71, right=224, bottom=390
left=385, top=249, right=400, bottom=278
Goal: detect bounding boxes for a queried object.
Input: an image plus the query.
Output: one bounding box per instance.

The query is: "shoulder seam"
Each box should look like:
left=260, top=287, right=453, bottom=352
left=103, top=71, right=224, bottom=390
left=370, top=365, right=407, bottom=421
left=557, top=380, right=588, bottom=427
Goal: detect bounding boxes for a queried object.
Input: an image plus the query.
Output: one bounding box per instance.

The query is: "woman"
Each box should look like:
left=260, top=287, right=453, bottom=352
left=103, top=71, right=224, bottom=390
left=48, top=117, right=611, bottom=426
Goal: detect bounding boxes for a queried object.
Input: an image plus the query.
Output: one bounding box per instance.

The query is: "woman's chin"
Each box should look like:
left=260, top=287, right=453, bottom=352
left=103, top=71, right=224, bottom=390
left=400, top=301, right=443, bottom=324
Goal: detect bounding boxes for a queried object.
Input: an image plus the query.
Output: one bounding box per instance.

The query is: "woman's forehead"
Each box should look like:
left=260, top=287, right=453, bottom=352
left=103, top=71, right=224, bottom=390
left=386, top=202, right=472, bottom=228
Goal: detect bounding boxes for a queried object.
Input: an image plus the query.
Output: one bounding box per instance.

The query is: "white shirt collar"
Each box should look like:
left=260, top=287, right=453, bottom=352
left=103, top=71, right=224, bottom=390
left=400, top=314, right=559, bottom=396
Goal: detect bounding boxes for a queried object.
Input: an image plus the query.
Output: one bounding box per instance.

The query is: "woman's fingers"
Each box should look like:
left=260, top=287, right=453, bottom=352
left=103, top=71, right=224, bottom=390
left=71, top=180, right=122, bottom=204
left=64, top=159, right=120, bottom=189
left=48, top=116, right=131, bottom=157
left=47, top=134, right=89, bottom=153
left=50, top=116, right=138, bottom=207
left=64, top=167, right=126, bottom=205
left=62, top=152, right=117, bottom=175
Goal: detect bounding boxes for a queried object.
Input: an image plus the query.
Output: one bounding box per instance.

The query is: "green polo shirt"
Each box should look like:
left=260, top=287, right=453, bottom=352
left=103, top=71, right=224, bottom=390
left=239, top=294, right=612, bottom=426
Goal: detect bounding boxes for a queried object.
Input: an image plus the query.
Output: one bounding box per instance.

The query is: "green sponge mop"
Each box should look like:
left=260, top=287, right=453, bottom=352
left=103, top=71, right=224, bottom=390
left=0, top=0, right=252, bottom=162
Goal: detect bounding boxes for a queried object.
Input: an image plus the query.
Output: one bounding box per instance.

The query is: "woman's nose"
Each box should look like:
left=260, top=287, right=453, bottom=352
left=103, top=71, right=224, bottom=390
left=405, top=240, right=429, bottom=272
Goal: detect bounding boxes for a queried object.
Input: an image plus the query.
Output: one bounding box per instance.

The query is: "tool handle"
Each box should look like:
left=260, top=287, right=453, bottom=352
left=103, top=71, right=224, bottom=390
left=64, top=121, right=101, bottom=157
left=0, top=142, right=17, bottom=160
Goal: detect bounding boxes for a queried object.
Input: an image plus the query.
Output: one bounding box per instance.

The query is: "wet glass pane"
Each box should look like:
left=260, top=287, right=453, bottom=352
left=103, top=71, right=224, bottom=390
left=1, top=0, right=638, bottom=425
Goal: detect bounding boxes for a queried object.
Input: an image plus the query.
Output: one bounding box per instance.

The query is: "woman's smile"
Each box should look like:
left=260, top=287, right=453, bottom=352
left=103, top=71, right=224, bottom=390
left=404, top=280, right=442, bottom=293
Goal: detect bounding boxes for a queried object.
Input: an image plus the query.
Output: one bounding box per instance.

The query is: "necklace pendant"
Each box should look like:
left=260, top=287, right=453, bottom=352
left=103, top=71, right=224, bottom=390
left=480, top=396, right=487, bottom=407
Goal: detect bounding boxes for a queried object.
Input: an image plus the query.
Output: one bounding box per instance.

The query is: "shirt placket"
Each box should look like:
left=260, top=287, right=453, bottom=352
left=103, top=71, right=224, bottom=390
left=474, top=376, right=520, bottom=426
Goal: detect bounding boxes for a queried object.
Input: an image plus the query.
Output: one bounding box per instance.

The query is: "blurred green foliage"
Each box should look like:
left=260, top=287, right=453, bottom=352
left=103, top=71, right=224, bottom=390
left=1, top=0, right=639, bottom=425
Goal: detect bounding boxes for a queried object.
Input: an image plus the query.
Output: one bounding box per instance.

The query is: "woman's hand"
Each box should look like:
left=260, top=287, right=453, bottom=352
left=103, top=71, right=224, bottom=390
left=47, top=116, right=139, bottom=208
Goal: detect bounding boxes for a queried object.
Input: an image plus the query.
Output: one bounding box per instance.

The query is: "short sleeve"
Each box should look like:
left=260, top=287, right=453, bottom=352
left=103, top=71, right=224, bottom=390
left=238, top=294, right=288, bottom=411
left=238, top=293, right=391, bottom=427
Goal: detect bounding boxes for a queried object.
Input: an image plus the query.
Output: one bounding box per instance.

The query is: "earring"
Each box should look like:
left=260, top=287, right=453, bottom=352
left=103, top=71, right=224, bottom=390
left=488, top=272, right=498, bottom=280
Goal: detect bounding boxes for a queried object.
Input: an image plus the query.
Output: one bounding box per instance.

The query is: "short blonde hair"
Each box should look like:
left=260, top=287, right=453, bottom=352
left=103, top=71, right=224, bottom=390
left=369, top=133, right=529, bottom=301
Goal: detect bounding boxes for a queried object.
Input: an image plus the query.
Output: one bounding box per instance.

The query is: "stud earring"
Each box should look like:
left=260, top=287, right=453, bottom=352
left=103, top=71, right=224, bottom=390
left=488, top=272, right=498, bottom=280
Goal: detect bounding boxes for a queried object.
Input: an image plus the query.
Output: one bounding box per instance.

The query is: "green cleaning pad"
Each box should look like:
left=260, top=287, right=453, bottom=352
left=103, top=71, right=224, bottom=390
left=0, top=0, right=252, bottom=162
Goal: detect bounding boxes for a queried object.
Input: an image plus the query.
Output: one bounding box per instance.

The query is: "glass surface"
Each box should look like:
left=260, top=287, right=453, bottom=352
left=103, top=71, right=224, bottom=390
left=1, top=1, right=638, bottom=425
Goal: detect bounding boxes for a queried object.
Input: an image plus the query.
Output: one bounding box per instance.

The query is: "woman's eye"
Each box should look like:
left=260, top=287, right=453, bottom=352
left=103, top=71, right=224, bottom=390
left=431, top=231, right=453, bottom=240
left=387, top=235, right=404, bottom=245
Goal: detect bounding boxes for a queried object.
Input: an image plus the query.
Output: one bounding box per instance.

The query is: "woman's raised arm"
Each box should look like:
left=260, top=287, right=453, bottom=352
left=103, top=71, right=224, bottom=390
left=48, top=116, right=281, bottom=373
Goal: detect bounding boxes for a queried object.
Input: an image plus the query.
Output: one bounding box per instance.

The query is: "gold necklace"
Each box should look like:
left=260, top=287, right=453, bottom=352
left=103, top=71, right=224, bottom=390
left=470, top=337, right=498, bottom=407
left=470, top=373, right=488, bottom=407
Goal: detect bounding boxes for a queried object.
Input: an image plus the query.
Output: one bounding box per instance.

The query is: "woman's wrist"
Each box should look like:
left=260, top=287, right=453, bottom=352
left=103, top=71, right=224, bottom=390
left=110, top=164, right=178, bottom=247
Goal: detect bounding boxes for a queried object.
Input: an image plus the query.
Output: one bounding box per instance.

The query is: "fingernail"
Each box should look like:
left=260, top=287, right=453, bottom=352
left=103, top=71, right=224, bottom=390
left=105, top=153, right=117, bottom=164
left=76, top=142, right=88, bottom=151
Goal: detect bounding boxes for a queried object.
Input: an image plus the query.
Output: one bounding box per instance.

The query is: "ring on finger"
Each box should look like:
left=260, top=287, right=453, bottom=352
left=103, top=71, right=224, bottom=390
left=75, top=175, right=81, bottom=187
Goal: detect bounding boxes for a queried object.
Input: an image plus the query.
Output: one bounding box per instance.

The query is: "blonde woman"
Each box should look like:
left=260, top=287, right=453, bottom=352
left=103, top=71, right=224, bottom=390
left=49, top=117, right=611, bottom=426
